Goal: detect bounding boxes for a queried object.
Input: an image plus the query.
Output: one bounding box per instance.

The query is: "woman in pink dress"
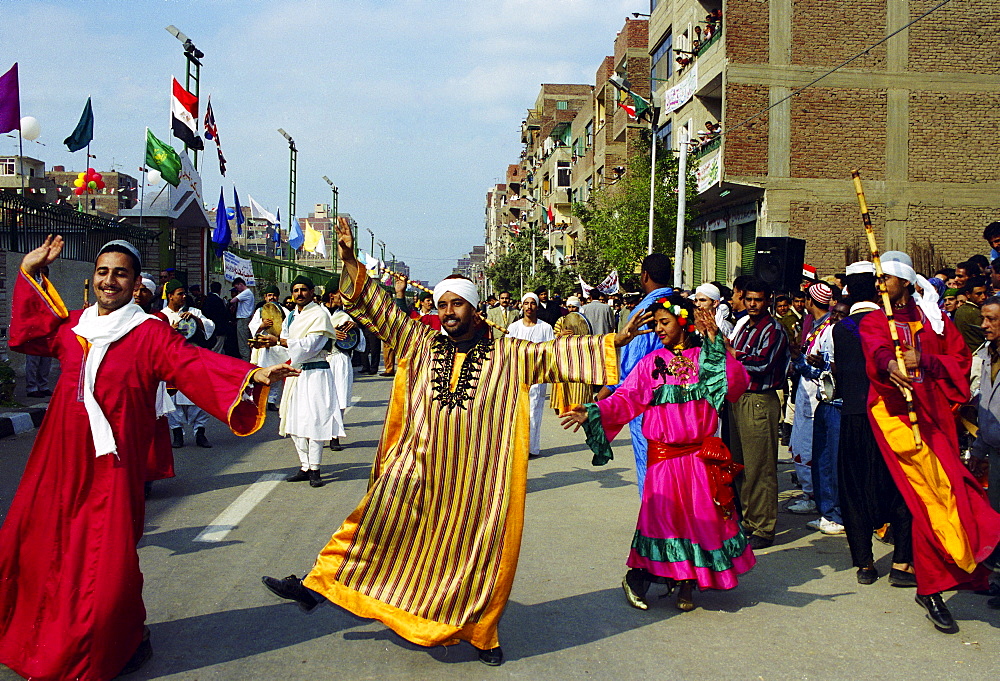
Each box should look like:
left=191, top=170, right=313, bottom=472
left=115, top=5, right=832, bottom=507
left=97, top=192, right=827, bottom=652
left=561, top=295, right=754, bottom=611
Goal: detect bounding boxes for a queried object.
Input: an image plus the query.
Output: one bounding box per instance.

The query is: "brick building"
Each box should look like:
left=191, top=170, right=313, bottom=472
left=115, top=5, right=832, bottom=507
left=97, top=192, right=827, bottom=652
left=648, top=0, right=1000, bottom=286
left=483, top=19, right=651, bottom=277
left=47, top=166, right=138, bottom=215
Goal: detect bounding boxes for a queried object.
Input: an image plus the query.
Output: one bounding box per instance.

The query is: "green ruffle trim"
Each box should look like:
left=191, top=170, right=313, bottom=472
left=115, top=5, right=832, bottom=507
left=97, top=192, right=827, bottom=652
left=650, top=335, right=728, bottom=410
left=631, top=530, right=749, bottom=572
left=581, top=402, right=614, bottom=466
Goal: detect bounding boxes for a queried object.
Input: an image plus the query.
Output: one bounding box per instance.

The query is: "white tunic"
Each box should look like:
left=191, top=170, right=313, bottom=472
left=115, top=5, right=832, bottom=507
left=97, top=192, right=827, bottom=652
left=249, top=305, right=290, bottom=367
left=326, top=307, right=355, bottom=410
left=506, top=319, right=555, bottom=455
left=278, top=302, right=345, bottom=441
left=160, top=306, right=215, bottom=407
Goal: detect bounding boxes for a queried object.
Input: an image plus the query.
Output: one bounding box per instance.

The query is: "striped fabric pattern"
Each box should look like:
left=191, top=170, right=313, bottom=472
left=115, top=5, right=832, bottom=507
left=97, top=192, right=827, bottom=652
left=304, top=271, right=617, bottom=648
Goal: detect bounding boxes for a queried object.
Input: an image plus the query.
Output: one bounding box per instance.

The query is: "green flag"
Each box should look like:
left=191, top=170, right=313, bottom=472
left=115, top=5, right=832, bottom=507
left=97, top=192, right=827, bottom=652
left=629, top=92, right=651, bottom=121
left=64, top=97, right=94, bottom=152
left=145, top=128, right=181, bottom=187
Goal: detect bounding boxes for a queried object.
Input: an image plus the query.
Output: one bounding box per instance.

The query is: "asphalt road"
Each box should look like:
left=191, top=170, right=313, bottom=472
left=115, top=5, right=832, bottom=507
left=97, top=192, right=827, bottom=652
left=1, top=371, right=998, bottom=680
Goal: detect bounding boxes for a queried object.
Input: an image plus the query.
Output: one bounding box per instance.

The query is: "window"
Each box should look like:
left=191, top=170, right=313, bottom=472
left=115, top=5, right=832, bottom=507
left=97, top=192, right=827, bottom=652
left=557, top=161, right=571, bottom=188
left=0, top=159, right=14, bottom=175
left=656, top=118, right=673, bottom=152
left=556, top=100, right=568, bottom=110
left=585, top=121, right=593, bottom=148
left=542, top=173, right=551, bottom=194
left=651, top=32, right=672, bottom=85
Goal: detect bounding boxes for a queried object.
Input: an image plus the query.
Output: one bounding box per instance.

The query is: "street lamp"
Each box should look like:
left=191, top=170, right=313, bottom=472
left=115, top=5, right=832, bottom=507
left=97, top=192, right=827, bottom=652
left=165, top=25, right=203, bottom=167
left=278, top=128, right=297, bottom=260
left=323, top=175, right=350, bottom=258
left=377, top=239, right=386, bottom=263
left=366, top=227, right=375, bottom=255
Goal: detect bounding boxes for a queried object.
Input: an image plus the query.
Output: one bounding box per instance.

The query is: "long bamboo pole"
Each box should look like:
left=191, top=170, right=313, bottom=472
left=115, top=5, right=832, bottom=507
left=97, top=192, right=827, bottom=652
left=851, top=170, right=921, bottom=449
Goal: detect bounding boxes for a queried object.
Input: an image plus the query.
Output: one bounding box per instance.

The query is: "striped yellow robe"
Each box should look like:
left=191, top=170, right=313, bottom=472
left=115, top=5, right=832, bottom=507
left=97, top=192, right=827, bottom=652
left=303, top=269, right=618, bottom=650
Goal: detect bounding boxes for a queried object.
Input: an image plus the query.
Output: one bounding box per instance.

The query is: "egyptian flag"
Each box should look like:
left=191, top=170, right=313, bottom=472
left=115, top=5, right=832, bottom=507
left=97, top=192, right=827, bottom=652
left=170, top=77, right=204, bottom=150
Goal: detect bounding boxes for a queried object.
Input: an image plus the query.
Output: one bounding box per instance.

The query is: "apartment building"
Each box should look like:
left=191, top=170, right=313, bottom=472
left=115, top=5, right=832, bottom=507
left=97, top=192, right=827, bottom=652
left=648, top=0, right=1000, bottom=285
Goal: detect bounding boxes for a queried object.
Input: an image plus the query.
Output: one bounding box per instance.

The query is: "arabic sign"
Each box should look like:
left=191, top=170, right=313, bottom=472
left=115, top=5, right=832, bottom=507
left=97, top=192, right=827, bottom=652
left=222, top=251, right=255, bottom=286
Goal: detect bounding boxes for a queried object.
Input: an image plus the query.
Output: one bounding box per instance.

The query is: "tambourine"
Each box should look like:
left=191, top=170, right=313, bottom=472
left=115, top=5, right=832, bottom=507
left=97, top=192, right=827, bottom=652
left=175, top=316, right=198, bottom=339
left=335, top=326, right=360, bottom=351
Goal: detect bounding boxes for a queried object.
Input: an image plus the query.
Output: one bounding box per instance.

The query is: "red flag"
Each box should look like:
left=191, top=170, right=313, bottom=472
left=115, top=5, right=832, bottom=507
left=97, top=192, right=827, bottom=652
left=170, top=77, right=204, bottom=150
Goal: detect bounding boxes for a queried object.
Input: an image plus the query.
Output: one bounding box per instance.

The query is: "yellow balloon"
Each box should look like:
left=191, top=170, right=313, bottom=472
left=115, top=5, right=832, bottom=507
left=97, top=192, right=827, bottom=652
left=74, top=178, right=85, bottom=187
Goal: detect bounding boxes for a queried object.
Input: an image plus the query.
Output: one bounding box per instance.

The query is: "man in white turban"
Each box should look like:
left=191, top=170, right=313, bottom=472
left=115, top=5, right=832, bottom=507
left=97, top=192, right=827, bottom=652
left=506, top=292, right=556, bottom=457
left=263, top=224, right=652, bottom=666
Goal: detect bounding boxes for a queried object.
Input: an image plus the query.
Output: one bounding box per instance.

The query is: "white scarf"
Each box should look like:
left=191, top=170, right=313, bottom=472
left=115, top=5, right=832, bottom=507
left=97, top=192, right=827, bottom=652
left=72, top=301, right=157, bottom=457
left=881, top=260, right=944, bottom=334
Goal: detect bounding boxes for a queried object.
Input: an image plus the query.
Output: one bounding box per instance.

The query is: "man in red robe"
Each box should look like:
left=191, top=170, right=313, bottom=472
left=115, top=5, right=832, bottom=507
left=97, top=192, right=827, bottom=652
left=0, top=236, right=296, bottom=681
left=860, top=251, right=1000, bottom=633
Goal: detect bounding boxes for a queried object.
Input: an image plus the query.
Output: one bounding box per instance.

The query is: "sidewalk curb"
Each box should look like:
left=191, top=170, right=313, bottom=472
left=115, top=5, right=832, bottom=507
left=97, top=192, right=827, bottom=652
left=0, top=405, right=47, bottom=439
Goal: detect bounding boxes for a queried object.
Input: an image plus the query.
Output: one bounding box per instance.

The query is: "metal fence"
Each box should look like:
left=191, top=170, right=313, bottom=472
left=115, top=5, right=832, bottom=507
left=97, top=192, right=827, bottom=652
left=0, top=192, right=157, bottom=261
left=210, top=245, right=337, bottom=286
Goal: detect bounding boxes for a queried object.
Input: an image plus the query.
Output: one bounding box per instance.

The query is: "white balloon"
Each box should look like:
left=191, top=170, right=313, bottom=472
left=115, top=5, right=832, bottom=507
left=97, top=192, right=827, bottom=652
left=147, top=169, right=162, bottom=185
left=19, top=116, right=40, bottom=141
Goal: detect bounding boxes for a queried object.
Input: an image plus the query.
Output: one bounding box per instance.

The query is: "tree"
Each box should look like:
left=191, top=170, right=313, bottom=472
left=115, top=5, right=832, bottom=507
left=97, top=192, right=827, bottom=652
left=486, top=227, right=580, bottom=298
left=572, top=133, right=698, bottom=283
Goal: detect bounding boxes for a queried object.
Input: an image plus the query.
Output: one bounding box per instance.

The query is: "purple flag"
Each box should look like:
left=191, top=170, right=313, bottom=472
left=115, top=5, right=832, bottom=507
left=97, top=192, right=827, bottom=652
left=0, top=63, right=20, bottom=135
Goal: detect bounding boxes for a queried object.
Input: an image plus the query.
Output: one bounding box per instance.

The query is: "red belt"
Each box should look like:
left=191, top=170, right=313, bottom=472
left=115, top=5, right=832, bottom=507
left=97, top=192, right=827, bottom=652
left=648, top=436, right=743, bottom=519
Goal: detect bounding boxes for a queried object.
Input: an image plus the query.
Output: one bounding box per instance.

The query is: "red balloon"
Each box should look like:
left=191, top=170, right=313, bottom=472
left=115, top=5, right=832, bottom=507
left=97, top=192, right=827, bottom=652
left=96, top=180, right=106, bottom=190
left=93, top=173, right=102, bottom=181
left=74, top=186, right=85, bottom=195
left=87, top=167, right=96, bottom=175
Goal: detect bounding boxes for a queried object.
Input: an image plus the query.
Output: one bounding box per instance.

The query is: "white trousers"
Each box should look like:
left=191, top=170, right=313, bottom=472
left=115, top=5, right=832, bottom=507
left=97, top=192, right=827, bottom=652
left=528, top=383, right=547, bottom=456
left=291, top=435, right=325, bottom=470
left=167, top=404, right=209, bottom=432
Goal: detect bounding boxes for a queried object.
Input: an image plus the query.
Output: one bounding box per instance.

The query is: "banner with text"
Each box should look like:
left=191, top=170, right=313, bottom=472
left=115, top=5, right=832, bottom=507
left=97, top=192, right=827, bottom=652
left=657, top=64, right=698, bottom=124
left=222, top=251, right=256, bottom=286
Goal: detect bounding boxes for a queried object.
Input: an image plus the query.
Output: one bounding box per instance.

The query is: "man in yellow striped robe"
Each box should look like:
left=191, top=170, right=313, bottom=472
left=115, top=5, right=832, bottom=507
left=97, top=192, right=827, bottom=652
left=264, top=223, right=638, bottom=665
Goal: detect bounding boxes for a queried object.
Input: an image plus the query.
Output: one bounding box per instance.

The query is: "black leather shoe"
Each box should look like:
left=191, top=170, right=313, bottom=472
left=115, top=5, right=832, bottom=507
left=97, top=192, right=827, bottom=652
left=115, top=626, right=152, bottom=677
left=622, top=568, right=649, bottom=610
left=477, top=646, right=504, bottom=666
left=915, top=593, right=958, bottom=633
left=285, top=468, right=310, bottom=482
left=309, top=469, right=325, bottom=488
left=171, top=428, right=184, bottom=448
left=267, top=402, right=279, bottom=412
left=195, top=428, right=212, bottom=448
left=329, top=438, right=344, bottom=452
left=988, top=595, right=1000, bottom=610
left=748, top=535, right=774, bottom=551
left=262, top=575, right=322, bottom=612
left=981, top=545, right=1000, bottom=572
left=856, top=567, right=879, bottom=585
left=889, top=568, right=917, bottom=588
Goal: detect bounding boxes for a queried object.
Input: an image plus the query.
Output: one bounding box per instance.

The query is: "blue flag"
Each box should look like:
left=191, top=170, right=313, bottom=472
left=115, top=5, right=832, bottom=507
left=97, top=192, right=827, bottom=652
left=212, top=188, right=231, bottom=257
left=288, top=216, right=304, bottom=251
left=273, top=208, right=281, bottom=244
left=233, top=187, right=245, bottom=235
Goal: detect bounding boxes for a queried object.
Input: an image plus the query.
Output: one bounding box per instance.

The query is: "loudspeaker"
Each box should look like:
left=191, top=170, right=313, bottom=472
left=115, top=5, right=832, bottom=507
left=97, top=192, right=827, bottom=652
left=754, top=237, right=805, bottom=293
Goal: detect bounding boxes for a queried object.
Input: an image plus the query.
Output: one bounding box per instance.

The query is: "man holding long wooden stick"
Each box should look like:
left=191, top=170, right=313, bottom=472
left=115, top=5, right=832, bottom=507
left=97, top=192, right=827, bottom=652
left=859, top=250, right=1000, bottom=633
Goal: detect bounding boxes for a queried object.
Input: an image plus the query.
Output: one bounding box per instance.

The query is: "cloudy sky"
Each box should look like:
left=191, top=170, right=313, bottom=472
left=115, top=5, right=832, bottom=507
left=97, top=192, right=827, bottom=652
left=2, top=0, right=640, bottom=281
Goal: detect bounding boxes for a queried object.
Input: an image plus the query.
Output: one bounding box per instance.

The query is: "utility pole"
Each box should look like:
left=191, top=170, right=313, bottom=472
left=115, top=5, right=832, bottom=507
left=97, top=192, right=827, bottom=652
left=278, top=128, right=297, bottom=262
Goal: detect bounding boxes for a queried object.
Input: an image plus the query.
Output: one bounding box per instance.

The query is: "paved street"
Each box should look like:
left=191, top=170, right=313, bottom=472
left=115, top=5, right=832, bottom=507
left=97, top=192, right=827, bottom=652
left=1, top=371, right=998, bottom=680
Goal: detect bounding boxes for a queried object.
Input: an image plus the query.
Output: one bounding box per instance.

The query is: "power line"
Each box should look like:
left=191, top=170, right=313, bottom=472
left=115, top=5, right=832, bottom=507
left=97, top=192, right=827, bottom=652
left=717, top=0, right=957, bottom=139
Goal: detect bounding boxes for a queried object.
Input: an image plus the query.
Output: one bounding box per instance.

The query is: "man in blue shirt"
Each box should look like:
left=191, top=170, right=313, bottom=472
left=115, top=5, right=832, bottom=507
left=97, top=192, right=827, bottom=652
left=597, top=253, right=672, bottom=496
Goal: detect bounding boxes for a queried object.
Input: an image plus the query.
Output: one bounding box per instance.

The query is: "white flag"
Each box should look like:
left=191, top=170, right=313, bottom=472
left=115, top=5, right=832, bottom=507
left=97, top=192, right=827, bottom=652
left=315, top=231, right=327, bottom=257
left=247, top=195, right=277, bottom=224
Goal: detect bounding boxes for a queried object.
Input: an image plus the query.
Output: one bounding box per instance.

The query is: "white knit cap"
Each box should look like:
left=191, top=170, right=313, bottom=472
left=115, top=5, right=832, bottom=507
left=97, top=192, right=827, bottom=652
left=566, top=296, right=581, bottom=307
left=845, top=260, right=875, bottom=275
left=695, top=283, right=721, bottom=301
left=140, top=277, right=156, bottom=294
left=521, top=292, right=539, bottom=304
left=432, top=278, right=480, bottom=309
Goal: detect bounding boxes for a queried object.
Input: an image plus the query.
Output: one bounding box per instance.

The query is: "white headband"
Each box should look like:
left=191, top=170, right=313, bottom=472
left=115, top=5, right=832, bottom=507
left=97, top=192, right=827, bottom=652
left=521, top=292, right=539, bottom=304
left=432, top=278, right=480, bottom=309
left=695, top=283, right=721, bottom=301
left=140, top=278, right=156, bottom=294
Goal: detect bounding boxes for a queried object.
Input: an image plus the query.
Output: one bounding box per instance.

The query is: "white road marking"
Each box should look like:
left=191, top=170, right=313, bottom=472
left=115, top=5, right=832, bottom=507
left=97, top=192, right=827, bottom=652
left=343, top=394, right=361, bottom=416
left=193, top=472, right=286, bottom=542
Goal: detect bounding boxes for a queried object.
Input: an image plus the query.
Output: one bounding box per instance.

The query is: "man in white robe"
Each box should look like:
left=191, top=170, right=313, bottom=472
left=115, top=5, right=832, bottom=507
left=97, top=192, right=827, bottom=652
left=157, top=280, right=216, bottom=448
left=324, top=277, right=356, bottom=451
left=506, top=292, right=555, bottom=458
left=266, top=276, right=345, bottom=487
left=250, top=285, right=289, bottom=411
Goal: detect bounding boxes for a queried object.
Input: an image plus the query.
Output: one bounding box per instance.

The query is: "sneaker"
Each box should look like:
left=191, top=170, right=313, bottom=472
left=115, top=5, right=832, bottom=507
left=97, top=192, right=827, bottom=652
left=806, top=518, right=823, bottom=531
left=787, top=498, right=817, bottom=514
left=819, top=518, right=845, bottom=535
left=285, top=468, right=310, bottom=482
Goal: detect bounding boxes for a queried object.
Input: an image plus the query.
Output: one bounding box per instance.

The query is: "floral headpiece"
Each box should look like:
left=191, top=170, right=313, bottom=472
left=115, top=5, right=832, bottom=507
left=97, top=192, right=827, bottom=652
left=653, top=297, right=696, bottom=333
